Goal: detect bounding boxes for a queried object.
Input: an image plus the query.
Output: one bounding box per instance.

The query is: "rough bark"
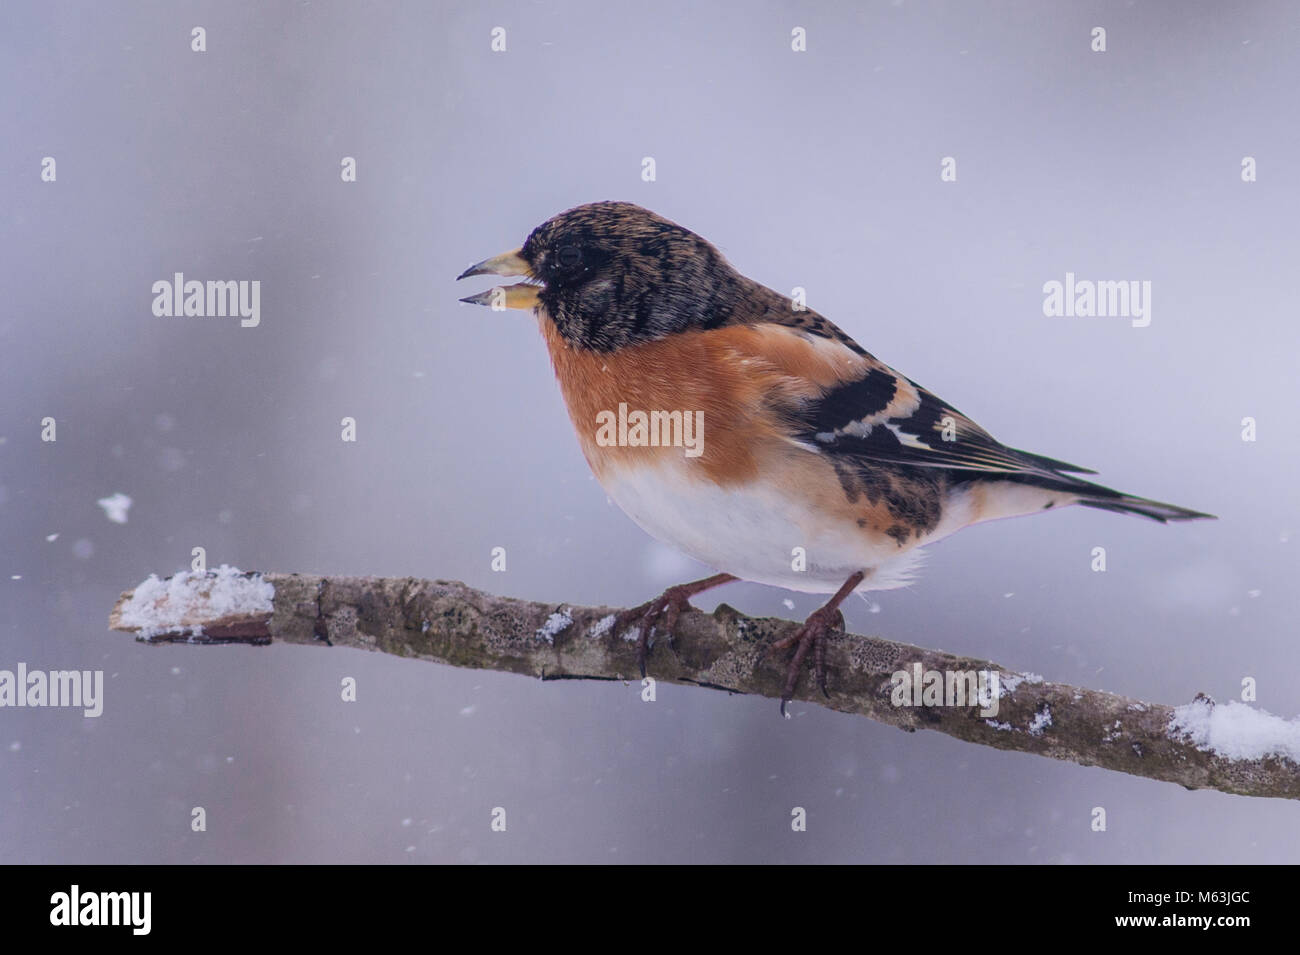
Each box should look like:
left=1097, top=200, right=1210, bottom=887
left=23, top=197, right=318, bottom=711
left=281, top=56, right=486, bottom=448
left=108, top=571, right=1300, bottom=800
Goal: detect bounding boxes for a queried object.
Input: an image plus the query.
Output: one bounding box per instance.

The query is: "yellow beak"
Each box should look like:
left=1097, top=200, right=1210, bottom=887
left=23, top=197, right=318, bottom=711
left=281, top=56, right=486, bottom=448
left=457, top=283, right=542, bottom=311
left=456, top=247, right=541, bottom=311
left=456, top=248, right=531, bottom=281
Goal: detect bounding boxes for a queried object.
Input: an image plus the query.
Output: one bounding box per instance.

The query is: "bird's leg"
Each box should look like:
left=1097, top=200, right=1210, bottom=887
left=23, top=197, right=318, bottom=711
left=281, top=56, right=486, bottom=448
left=614, top=573, right=737, bottom=677
left=769, top=571, right=866, bottom=716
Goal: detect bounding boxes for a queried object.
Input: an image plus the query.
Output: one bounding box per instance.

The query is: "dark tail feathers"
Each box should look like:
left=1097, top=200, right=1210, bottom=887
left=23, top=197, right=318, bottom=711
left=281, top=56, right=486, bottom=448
left=1077, top=493, right=1215, bottom=523
left=1004, top=445, right=1215, bottom=523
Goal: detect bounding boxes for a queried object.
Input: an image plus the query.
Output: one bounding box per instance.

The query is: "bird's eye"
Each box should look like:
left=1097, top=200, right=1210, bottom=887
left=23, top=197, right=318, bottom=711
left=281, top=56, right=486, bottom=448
left=556, top=245, right=583, bottom=269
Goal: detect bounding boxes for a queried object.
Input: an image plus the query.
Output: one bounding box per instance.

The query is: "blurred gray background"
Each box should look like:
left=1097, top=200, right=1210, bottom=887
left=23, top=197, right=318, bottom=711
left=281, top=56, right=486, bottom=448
left=2, top=0, right=1297, bottom=863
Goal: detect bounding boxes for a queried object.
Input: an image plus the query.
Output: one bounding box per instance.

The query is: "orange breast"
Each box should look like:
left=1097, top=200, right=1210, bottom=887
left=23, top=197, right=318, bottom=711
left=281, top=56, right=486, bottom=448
left=538, top=314, right=847, bottom=486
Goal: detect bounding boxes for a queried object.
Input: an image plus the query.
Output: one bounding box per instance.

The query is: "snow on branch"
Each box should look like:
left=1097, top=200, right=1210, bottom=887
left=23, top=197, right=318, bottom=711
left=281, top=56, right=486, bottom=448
left=108, top=568, right=1300, bottom=801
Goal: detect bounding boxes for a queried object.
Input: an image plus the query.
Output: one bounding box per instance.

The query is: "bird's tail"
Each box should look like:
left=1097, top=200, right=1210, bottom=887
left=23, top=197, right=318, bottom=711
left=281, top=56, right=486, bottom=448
left=1073, top=486, right=1215, bottom=523
left=1003, top=444, right=1215, bottom=523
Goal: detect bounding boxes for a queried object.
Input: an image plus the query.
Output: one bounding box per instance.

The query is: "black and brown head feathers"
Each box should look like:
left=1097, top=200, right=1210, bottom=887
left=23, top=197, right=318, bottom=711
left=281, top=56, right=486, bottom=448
left=517, top=201, right=748, bottom=350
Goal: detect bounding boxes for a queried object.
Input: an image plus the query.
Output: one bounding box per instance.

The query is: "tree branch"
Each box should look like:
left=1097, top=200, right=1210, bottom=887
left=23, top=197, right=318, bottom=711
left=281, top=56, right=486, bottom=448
left=108, top=570, right=1300, bottom=800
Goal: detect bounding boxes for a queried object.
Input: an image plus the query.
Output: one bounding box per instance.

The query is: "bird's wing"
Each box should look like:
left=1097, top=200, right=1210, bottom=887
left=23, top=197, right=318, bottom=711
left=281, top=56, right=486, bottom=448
left=723, top=319, right=1096, bottom=480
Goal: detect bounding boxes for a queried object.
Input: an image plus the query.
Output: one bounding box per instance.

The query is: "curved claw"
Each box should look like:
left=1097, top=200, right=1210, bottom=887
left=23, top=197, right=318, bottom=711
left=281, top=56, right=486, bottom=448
left=614, top=597, right=680, bottom=680
left=773, top=606, right=846, bottom=713
left=610, top=573, right=736, bottom=679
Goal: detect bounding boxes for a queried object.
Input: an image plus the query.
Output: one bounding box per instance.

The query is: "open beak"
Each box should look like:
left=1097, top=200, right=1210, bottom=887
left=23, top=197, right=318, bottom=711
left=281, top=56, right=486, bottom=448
left=456, top=247, right=541, bottom=311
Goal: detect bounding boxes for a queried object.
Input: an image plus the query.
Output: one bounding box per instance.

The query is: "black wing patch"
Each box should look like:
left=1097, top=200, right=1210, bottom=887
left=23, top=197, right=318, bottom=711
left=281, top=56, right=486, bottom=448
left=797, top=372, right=1097, bottom=478
left=802, top=367, right=897, bottom=435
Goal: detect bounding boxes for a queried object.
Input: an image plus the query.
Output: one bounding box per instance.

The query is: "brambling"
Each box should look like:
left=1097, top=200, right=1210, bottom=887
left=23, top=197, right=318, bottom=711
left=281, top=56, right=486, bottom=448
left=458, top=202, right=1213, bottom=710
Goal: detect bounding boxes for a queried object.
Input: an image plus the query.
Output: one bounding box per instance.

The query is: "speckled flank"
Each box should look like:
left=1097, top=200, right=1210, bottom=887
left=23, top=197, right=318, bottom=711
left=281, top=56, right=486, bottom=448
left=829, top=457, right=946, bottom=545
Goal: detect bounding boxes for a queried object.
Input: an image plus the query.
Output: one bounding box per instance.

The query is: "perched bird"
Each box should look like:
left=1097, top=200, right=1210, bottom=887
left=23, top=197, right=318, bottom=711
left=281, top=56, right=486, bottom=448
left=458, top=201, right=1213, bottom=710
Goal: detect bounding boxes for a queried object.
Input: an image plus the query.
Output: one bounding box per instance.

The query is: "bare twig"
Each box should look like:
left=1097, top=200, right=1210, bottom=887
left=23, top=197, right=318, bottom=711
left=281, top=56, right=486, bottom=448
left=108, top=571, right=1300, bottom=800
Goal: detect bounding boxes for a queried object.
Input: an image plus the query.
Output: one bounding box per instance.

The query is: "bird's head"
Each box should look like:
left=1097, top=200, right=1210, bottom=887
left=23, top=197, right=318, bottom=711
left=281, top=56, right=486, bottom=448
left=457, top=201, right=743, bottom=351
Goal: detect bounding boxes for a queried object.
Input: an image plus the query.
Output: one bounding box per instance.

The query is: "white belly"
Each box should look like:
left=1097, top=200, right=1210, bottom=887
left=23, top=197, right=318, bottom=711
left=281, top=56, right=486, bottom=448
left=599, top=462, right=927, bottom=594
